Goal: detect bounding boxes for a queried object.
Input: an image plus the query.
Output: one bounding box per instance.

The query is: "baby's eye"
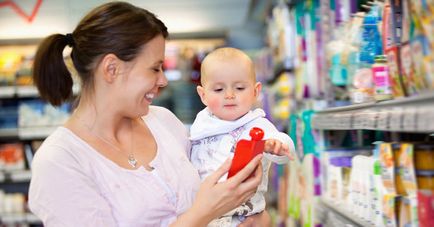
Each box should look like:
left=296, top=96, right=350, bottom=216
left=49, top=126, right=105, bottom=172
left=213, top=88, right=223, bottom=92
left=236, top=87, right=245, bottom=91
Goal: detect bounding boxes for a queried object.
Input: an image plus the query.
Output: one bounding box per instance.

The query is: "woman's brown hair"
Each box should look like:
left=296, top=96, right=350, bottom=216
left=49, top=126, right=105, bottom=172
left=33, top=1, right=168, bottom=106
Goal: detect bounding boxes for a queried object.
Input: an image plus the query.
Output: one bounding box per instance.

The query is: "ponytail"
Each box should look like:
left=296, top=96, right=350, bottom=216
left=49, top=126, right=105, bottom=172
left=33, top=34, right=73, bottom=106
left=33, top=2, right=169, bottom=107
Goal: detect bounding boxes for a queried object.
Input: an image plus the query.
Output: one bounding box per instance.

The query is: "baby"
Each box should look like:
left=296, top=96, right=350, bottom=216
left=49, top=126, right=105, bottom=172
left=189, top=47, right=295, bottom=226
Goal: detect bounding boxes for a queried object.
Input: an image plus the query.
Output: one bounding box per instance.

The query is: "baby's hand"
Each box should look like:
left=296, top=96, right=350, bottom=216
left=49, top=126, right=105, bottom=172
left=264, top=139, right=294, bottom=160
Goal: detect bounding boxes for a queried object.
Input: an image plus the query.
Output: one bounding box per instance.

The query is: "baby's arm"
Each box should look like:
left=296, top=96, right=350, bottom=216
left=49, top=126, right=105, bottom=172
left=264, top=139, right=294, bottom=160
left=246, top=117, right=296, bottom=164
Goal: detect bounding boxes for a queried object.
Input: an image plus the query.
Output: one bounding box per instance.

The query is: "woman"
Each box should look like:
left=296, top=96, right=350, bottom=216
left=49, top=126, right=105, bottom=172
left=28, top=2, right=266, bottom=226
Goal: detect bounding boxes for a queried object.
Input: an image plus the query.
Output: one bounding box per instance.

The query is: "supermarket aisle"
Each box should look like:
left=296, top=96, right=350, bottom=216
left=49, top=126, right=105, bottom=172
left=265, top=0, right=434, bottom=227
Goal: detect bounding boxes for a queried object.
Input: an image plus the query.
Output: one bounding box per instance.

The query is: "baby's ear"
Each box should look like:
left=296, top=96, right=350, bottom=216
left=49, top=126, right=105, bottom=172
left=196, top=85, right=208, bottom=106
left=254, top=82, right=262, bottom=97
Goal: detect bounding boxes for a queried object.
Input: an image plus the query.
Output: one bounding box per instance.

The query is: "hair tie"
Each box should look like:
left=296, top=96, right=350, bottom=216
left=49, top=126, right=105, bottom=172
left=65, top=33, right=75, bottom=47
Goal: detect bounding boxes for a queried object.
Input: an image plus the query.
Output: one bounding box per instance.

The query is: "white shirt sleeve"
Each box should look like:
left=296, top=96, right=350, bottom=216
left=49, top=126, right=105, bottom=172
left=28, top=145, right=117, bottom=227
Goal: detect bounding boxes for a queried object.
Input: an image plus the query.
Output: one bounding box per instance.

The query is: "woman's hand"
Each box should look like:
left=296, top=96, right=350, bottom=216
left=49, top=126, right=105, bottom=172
left=172, top=154, right=263, bottom=226
left=238, top=211, right=271, bottom=227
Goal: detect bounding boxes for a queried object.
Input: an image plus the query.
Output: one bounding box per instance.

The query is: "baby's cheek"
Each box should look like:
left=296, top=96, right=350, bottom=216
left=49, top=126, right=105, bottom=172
left=207, top=99, right=221, bottom=110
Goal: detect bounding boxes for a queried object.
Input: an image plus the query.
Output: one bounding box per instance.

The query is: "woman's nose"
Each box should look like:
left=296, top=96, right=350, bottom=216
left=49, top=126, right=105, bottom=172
left=157, top=73, right=168, bottom=88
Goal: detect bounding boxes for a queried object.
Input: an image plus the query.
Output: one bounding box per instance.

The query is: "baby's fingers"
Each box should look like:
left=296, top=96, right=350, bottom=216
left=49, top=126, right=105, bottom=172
left=264, top=140, right=274, bottom=152
left=273, top=142, right=282, bottom=155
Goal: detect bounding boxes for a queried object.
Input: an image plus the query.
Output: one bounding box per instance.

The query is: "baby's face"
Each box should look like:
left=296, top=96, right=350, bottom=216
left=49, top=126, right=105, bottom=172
left=198, top=60, right=260, bottom=121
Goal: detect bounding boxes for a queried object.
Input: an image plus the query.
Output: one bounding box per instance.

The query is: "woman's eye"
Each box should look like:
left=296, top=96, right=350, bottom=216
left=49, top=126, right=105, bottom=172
left=153, top=68, right=161, bottom=72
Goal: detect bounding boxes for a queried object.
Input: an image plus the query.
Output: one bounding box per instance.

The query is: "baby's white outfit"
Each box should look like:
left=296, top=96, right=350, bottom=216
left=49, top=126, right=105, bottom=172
left=190, top=108, right=294, bottom=227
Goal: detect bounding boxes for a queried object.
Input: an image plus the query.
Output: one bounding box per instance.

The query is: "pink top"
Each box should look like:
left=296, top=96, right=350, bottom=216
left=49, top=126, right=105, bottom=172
left=28, top=106, right=201, bottom=227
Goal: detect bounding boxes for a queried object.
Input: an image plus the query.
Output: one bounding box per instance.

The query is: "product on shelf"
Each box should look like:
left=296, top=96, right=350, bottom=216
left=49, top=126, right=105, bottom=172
left=0, top=100, right=18, bottom=129
left=18, top=99, right=71, bottom=128
left=372, top=55, right=393, bottom=100
left=399, top=143, right=418, bottom=195
left=0, top=45, right=36, bottom=86
left=415, top=144, right=434, bottom=171
left=0, top=52, right=22, bottom=86
left=0, top=143, right=25, bottom=171
left=385, top=46, right=406, bottom=97
left=417, top=190, right=434, bottom=227
left=265, top=0, right=434, bottom=226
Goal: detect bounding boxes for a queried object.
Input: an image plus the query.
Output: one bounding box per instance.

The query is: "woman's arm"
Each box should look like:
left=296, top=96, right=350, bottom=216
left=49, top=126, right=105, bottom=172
left=170, top=154, right=264, bottom=227
left=28, top=146, right=117, bottom=227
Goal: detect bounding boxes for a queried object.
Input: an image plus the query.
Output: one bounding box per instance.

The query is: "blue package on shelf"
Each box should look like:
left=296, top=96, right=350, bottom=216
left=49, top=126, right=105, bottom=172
left=18, top=99, right=72, bottom=127
left=0, top=100, right=19, bottom=129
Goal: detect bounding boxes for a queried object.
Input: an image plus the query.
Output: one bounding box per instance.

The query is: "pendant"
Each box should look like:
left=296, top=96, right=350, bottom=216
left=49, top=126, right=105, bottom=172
left=128, top=154, right=138, bottom=168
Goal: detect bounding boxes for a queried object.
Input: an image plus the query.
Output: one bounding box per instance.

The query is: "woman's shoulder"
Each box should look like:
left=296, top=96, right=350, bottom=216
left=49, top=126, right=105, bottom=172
left=147, top=106, right=180, bottom=123
left=32, top=127, right=86, bottom=166
left=145, top=106, right=189, bottom=142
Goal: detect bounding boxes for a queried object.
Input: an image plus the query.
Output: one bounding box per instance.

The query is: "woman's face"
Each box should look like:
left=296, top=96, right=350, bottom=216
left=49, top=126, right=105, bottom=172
left=119, top=35, right=167, bottom=117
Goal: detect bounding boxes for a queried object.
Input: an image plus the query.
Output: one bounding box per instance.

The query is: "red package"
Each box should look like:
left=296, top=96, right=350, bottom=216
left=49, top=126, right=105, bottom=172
left=227, top=127, right=265, bottom=178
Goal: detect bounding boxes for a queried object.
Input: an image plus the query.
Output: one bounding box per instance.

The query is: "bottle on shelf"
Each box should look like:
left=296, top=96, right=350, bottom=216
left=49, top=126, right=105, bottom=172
left=372, top=55, right=393, bottom=101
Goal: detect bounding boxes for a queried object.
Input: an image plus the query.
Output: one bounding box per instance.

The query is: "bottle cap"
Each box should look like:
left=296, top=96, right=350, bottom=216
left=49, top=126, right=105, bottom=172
left=374, top=55, right=387, bottom=63
left=374, top=161, right=381, bottom=175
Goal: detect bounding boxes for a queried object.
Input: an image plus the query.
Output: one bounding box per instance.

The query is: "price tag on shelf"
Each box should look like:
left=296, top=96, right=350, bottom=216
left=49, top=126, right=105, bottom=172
left=376, top=110, right=389, bottom=130
left=338, top=113, right=352, bottom=129
left=364, top=111, right=377, bottom=129
left=352, top=113, right=363, bottom=129
left=326, top=115, right=333, bottom=129
left=416, top=106, right=434, bottom=132
left=402, top=108, right=416, bottom=131
left=389, top=108, right=403, bottom=131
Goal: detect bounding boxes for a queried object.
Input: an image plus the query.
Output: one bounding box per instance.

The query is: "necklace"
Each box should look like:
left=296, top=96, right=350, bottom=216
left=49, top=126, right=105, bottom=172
left=78, top=116, right=138, bottom=168
left=91, top=130, right=138, bottom=168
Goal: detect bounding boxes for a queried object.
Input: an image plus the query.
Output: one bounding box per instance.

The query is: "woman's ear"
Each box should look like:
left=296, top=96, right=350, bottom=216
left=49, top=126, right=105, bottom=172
left=196, top=85, right=208, bottom=106
left=254, top=82, right=262, bottom=98
left=100, top=54, right=120, bottom=83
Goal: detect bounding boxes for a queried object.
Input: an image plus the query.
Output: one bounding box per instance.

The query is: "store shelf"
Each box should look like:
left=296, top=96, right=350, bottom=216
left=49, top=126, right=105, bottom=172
left=0, top=128, right=18, bottom=137
left=0, top=86, right=15, bottom=98
left=312, top=92, right=434, bottom=132
left=0, top=212, right=41, bottom=224
left=0, top=170, right=32, bottom=183
left=0, top=126, right=59, bottom=139
left=9, top=170, right=32, bottom=182
left=1, top=85, right=81, bottom=98
left=321, top=196, right=373, bottom=227
left=16, top=86, right=39, bottom=97
left=18, top=126, right=57, bottom=140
